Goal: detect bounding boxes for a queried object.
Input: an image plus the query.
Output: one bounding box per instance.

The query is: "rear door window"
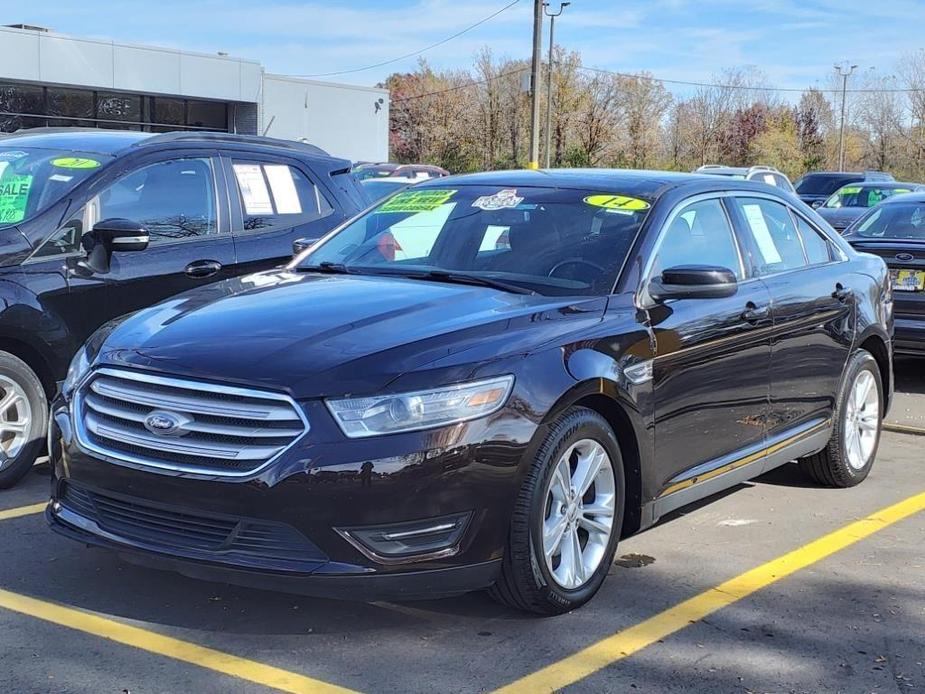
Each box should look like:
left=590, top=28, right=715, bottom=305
left=231, top=160, right=333, bottom=232
left=731, top=197, right=807, bottom=275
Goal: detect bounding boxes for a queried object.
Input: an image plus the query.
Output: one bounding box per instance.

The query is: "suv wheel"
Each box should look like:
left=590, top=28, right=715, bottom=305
left=799, top=349, right=882, bottom=487
left=490, top=407, right=625, bottom=615
left=0, top=351, right=47, bottom=489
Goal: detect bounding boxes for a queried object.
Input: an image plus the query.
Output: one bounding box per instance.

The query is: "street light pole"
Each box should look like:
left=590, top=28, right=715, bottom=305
left=528, top=0, right=543, bottom=169
left=835, top=62, right=857, bottom=171
left=543, top=2, right=569, bottom=169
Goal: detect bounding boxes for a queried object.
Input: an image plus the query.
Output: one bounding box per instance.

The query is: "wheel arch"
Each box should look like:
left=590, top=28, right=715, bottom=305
left=540, top=379, right=648, bottom=538
left=856, top=329, right=891, bottom=413
left=0, top=334, right=57, bottom=399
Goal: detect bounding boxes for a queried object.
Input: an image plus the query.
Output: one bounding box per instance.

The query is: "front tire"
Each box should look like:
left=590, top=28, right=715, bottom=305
left=0, top=351, right=47, bottom=490
left=798, top=349, right=882, bottom=488
left=490, top=407, right=625, bottom=615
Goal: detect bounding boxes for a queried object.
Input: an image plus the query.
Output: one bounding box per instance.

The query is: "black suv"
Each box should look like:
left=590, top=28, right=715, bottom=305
left=0, top=129, right=365, bottom=488
left=48, top=171, right=892, bottom=615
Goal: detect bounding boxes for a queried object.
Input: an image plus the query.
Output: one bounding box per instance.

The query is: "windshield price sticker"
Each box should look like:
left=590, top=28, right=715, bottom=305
left=51, top=157, right=101, bottom=169
left=584, top=194, right=651, bottom=211
left=0, top=174, right=33, bottom=224
left=839, top=186, right=862, bottom=195
left=379, top=189, right=457, bottom=213
left=472, top=189, right=524, bottom=211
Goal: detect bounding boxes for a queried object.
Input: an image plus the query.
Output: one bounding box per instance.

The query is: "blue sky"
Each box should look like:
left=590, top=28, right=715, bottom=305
left=14, top=0, right=925, bottom=92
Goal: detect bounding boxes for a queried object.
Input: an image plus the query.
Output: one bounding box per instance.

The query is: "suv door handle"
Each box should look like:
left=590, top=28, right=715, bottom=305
left=832, top=284, right=853, bottom=303
left=741, top=302, right=770, bottom=325
left=185, top=260, right=223, bottom=279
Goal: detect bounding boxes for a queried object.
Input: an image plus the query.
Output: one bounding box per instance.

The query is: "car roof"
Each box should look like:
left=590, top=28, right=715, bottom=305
left=0, top=128, right=346, bottom=167
left=0, top=128, right=152, bottom=155
left=837, top=181, right=921, bottom=190
left=878, top=191, right=925, bottom=204
left=416, top=168, right=779, bottom=199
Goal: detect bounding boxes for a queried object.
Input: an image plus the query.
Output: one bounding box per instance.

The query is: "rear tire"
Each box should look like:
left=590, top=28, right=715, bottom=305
left=0, top=351, right=47, bottom=490
left=489, top=407, right=625, bottom=615
left=798, top=349, right=882, bottom=488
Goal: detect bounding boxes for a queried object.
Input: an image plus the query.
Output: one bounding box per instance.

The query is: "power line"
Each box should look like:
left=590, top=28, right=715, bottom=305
left=297, top=0, right=520, bottom=78
left=576, top=65, right=923, bottom=94
left=391, top=66, right=529, bottom=102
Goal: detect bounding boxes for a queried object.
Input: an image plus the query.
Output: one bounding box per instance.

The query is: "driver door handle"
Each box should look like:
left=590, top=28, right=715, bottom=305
left=741, top=302, right=770, bottom=325
left=185, top=260, right=223, bottom=279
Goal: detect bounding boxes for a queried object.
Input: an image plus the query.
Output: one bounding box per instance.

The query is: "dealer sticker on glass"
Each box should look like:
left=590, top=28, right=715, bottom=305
left=472, top=189, right=524, bottom=211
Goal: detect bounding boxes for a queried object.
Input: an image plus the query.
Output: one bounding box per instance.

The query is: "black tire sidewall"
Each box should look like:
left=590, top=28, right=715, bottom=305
left=834, top=351, right=882, bottom=484
left=0, top=352, right=47, bottom=489
left=526, top=410, right=625, bottom=612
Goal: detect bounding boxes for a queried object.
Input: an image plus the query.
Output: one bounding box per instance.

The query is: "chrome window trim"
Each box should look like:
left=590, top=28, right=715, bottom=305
left=71, top=367, right=310, bottom=479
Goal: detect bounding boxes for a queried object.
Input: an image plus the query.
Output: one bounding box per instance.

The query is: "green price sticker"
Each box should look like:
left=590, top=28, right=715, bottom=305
left=378, top=189, right=456, bottom=213
left=839, top=186, right=862, bottom=195
left=584, top=194, right=651, bottom=211
left=51, top=157, right=101, bottom=170
left=0, top=174, right=32, bottom=224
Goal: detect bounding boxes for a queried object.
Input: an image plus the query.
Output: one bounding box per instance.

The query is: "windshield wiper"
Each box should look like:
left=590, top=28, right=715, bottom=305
left=401, top=270, right=536, bottom=295
left=297, top=261, right=355, bottom=274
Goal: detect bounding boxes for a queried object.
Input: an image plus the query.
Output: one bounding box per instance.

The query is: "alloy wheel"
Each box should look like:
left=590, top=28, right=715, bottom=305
left=541, top=438, right=616, bottom=590
left=0, top=375, right=31, bottom=471
left=844, top=369, right=879, bottom=471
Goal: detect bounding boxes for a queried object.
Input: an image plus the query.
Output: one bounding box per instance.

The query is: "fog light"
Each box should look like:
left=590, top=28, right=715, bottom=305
left=336, top=511, right=471, bottom=564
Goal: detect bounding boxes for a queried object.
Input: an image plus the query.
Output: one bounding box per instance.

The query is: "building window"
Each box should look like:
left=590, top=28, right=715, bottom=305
left=0, top=82, right=231, bottom=134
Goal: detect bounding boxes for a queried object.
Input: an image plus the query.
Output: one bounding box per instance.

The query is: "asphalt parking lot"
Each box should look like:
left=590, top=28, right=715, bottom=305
left=1, top=367, right=923, bottom=694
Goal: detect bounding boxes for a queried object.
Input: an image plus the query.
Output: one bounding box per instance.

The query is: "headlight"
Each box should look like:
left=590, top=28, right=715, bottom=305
left=62, top=345, right=92, bottom=397
left=326, top=375, right=514, bottom=438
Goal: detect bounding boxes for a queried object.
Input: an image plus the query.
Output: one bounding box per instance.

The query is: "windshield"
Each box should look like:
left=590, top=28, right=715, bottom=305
left=361, top=179, right=411, bottom=202
left=853, top=202, right=925, bottom=240
left=298, top=186, right=652, bottom=296
left=824, top=185, right=912, bottom=209
left=795, top=174, right=860, bottom=196
left=0, top=148, right=110, bottom=226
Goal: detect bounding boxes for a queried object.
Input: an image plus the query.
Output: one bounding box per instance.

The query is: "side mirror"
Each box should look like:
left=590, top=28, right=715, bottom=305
left=811, top=199, right=824, bottom=209
left=648, top=265, right=738, bottom=302
left=80, top=218, right=149, bottom=274
left=292, top=236, right=320, bottom=258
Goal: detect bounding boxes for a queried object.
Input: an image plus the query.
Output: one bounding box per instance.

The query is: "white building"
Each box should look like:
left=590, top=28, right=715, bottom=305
left=0, top=24, right=389, bottom=162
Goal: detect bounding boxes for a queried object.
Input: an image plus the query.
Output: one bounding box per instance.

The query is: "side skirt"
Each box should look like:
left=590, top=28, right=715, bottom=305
left=640, top=420, right=832, bottom=528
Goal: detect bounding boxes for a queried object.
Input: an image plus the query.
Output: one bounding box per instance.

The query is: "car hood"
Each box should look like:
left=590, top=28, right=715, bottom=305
left=816, top=207, right=865, bottom=229
left=98, top=270, right=607, bottom=398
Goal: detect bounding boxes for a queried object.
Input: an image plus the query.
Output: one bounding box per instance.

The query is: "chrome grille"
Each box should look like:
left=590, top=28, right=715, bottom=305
left=75, top=368, right=308, bottom=476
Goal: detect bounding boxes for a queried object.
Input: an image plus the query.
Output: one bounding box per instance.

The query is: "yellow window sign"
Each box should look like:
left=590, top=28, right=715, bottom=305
left=51, top=157, right=101, bottom=170
left=839, top=186, right=862, bottom=195
left=378, top=189, right=456, bottom=213
left=584, top=194, right=651, bottom=211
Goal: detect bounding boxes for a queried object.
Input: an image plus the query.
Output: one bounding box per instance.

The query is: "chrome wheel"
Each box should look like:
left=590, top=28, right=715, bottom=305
left=0, top=375, right=31, bottom=470
left=542, top=439, right=616, bottom=590
left=844, top=369, right=879, bottom=471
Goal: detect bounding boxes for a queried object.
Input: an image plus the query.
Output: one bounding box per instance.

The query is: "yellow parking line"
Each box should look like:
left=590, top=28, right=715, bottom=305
left=0, top=588, right=355, bottom=694
left=0, top=502, right=46, bottom=522
left=495, top=490, right=925, bottom=694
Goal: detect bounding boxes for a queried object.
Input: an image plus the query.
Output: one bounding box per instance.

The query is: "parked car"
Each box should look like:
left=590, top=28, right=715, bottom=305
left=48, top=170, right=891, bottom=615
left=360, top=176, right=418, bottom=203
left=843, top=191, right=925, bottom=356
left=0, top=128, right=365, bottom=488
left=816, top=182, right=924, bottom=232
left=353, top=162, right=449, bottom=181
left=694, top=165, right=796, bottom=193
left=794, top=171, right=895, bottom=207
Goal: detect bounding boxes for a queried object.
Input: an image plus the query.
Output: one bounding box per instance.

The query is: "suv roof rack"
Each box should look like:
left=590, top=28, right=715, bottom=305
left=136, top=131, right=333, bottom=159
left=747, top=165, right=777, bottom=172
left=696, top=164, right=726, bottom=170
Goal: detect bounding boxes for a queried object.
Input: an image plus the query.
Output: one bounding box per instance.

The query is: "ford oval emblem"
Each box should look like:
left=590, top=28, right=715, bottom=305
left=896, top=252, right=915, bottom=262
left=144, top=410, right=185, bottom=436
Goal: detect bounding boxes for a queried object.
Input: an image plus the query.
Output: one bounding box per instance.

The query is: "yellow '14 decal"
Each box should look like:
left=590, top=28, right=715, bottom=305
left=584, top=194, right=651, bottom=211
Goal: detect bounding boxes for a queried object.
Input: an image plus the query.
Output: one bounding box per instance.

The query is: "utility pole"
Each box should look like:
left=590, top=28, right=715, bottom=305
left=543, top=2, right=569, bottom=169
left=528, top=0, right=543, bottom=169
left=835, top=62, right=857, bottom=171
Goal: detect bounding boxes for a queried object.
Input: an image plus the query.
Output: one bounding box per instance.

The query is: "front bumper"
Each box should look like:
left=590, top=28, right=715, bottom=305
left=48, top=386, right=538, bottom=600
left=894, top=317, right=925, bottom=356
